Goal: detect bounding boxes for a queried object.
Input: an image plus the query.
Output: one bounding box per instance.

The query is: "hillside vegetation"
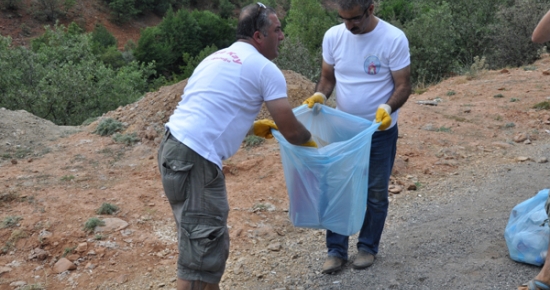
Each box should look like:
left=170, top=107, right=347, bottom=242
left=1, top=0, right=550, bottom=127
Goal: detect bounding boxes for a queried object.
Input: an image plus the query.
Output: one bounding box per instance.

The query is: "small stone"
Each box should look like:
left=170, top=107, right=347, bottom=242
left=75, top=242, right=88, bottom=253
left=267, top=242, right=282, bottom=252
left=53, top=258, right=76, bottom=273
left=516, top=156, right=530, bottom=162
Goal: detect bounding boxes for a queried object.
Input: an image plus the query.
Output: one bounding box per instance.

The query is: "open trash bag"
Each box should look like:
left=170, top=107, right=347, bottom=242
left=272, top=104, right=379, bottom=236
left=505, top=189, right=550, bottom=266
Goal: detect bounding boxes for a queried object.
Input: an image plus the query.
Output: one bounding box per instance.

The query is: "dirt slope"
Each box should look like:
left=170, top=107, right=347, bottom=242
left=1, top=58, right=550, bottom=289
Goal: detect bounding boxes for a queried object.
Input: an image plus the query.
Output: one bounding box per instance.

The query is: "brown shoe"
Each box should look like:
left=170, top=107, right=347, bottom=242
left=352, top=251, right=375, bottom=269
left=321, top=256, right=345, bottom=274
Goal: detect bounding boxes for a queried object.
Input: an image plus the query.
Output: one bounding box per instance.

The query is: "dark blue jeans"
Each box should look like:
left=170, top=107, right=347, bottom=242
left=326, top=125, right=398, bottom=260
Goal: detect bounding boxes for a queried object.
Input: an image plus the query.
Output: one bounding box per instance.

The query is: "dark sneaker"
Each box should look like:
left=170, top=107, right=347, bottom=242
left=352, top=251, right=375, bottom=269
left=321, top=256, right=345, bottom=274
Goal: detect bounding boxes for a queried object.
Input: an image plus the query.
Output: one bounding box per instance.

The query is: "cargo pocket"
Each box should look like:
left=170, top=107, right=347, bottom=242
left=179, top=214, right=228, bottom=273
left=161, top=159, right=194, bottom=202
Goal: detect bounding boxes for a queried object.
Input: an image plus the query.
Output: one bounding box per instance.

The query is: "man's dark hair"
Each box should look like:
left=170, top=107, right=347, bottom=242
left=236, top=3, right=277, bottom=40
left=337, top=0, right=373, bottom=11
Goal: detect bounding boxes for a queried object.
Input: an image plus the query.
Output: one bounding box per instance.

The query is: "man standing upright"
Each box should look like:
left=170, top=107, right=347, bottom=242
left=158, top=3, right=316, bottom=290
left=303, top=0, right=411, bottom=274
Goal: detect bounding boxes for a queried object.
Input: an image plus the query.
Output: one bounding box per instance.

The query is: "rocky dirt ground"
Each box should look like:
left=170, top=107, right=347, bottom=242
left=2, top=55, right=550, bottom=290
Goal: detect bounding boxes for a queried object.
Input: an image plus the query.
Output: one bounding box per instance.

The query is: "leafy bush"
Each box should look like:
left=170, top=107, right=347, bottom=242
left=83, top=217, right=105, bottom=232
left=403, top=2, right=461, bottom=84
left=97, top=203, right=119, bottom=215
left=0, top=24, right=155, bottom=126
left=94, top=118, right=125, bottom=136
left=533, top=101, right=550, bottom=110
left=91, top=23, right=117, bottom=54
left=1, top=216, right=22, bottom=228
left=274, top=36, right=321, bottom=82
left=243, top=135, right=265, bottom=148
left=284, top=0, right=337, bottom=54
left=112, top=132, right=140, bottom=145
left=181, top=44, right=218, bottom=80
left=487, top=0, right=550, bottom=69
left=1, top=0, right=22, bottom=10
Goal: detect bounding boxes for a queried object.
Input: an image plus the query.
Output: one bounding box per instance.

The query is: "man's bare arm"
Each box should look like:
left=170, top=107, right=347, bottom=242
left=315, top=60, right=336, bottom=98
left=533, top=10, right=550, bottom=43
left=386, top=66, right=411, bottom=112
left=265, top=98, right=311, bottom=145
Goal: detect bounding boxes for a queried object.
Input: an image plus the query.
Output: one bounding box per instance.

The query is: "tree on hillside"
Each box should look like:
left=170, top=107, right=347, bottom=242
left=134, top=8, right=201, bottom=76
left=403, top=2, right=460, bottom=84
left=488, top=0, right=550, bottom=68
left=284, top=0, right=336, bottom=54
left=0, top=24, right=156, bottom=125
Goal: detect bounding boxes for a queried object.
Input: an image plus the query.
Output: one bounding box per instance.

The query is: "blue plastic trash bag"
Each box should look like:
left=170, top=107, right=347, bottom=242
left=272, top=104, right=379, bottom=236
left=504, top=189, right=550, bottom=266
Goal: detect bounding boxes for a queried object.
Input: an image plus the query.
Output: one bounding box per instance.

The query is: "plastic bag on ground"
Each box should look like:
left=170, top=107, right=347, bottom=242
left=272, top=104, right=379, bottom=236
left=504, top=189, right=550, bottom=266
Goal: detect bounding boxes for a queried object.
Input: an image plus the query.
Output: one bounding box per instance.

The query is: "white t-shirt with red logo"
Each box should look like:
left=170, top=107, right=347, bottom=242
left=322, top=20, right=410, bottom=128
left=166, top=42, right=287, bottom=168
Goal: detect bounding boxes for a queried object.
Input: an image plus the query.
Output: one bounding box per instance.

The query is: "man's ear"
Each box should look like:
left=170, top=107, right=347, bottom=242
left=253, top=30, right=263, bottom=42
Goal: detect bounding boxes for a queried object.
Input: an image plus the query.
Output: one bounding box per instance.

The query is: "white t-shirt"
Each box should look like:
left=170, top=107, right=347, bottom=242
left=166, top=42, right=287, bottom=168
left=322, top=20, right=410, bottom=128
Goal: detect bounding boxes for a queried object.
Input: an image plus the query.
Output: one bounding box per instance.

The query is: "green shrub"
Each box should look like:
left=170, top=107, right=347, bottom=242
left=274, top=36, right=321, bottom=82
left=93, top=118, right=125, bottom=136
left=1, top=216, right=22, bottom=228
left=533, top=101, right=550, bottom=110
left=487, top=0, right=548, bottom=69
left=97, top=203, right=119, bottom=215
left=83, top=217, right=105, bottom=232
left=112, top=132, right=140, bottom=145
left=243, top=135, right=265, bottom=148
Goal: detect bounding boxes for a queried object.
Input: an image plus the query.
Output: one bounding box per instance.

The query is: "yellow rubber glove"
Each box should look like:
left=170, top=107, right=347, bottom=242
left=303, top=92, right=326, bottom=108
left=300, top=138, right=318, bottom=148
left=375, top=104, right=392, bottom=131
left=253, top=119, right=278, bottom=139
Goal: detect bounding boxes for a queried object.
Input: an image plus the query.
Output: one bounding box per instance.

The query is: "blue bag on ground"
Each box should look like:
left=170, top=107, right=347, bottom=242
left=272, top=104, right=379, bottom=236
left=504, top=189, right=550, bottom=266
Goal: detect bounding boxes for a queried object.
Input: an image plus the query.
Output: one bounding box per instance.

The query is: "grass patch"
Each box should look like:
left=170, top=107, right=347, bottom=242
left=533, top=101, right=550, bottom=110
left=437, top=126, right=452, bottom=133
left=112, top=132, right=140, bottom=146
left=62, top=246, right=76, bottom=257
left=243, top=135, right=265, bottom=148
left=60, top=175, right=75, bottom=181
left=1, top=216, right=22, bottom=228
left=14, top=147, right=32, bottom=159
left=510, top=98, right=520, bottom=102
left=1, top=153, right=11, bottom=159
left=446, top=90, right=456, bottom=96
left=97, top=203, right=119, bottom=215
left=493, top=94, right=504, bottom=98
left=523, top=65, right=537, bottom=71
left=93, top=118, right=125, bottom=136
left=3, top=229, right=28, bottom=253
left=444, top=115, right=468, bottom=122
left=504, top=122, right=516, bottom=128
left=20, top=284, right=45, bottom=290
left=83, top=217, right=105, bottom=232
left=0, top=192, right=20, bottom=203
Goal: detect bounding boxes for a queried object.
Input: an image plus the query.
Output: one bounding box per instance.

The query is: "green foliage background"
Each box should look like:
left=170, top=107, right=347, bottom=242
left=3, top=0, right=550, bottom=126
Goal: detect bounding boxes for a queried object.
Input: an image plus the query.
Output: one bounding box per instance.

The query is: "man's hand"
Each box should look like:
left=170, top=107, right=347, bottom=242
left=253, top=119, right=278, bottom=139
left=303, top=92, right=326, bottom=108
left=375, top=104, right=392, bottom=131
left=300, top=138, right=318, bottom=148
